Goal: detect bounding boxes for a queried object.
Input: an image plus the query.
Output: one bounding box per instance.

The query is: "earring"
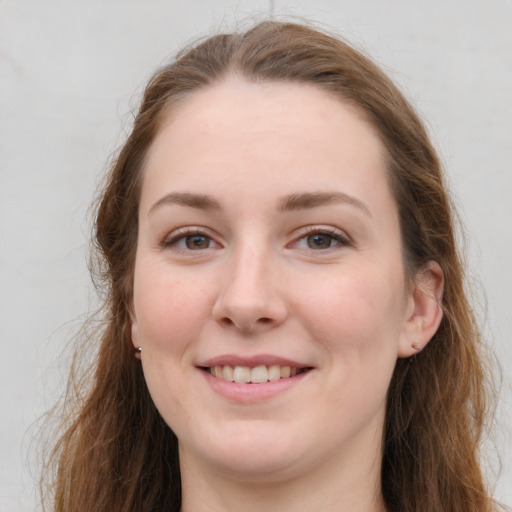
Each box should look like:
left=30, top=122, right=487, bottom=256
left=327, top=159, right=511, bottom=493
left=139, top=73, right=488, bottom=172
left=137, top=347, right=142, bottom=353
left=135, top=346, right=142, bottom=360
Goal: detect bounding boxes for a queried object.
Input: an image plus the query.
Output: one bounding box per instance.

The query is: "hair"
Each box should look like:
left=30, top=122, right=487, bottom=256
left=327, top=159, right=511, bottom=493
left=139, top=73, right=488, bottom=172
left=42, top=20, right=499, bottom=512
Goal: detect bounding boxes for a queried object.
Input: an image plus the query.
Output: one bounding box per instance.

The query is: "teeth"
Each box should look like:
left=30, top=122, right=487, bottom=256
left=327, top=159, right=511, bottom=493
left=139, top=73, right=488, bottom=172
left=268, top=364, right=281, bottom=381
left=250, top=365, right=268, bottom=384
left=233, top=366, right=251, bottom=383
left=208, top=364, right=306, bottom=384
left=280, top=366, right=291, bottom=378
left=222, top=365, right=234, bottom=382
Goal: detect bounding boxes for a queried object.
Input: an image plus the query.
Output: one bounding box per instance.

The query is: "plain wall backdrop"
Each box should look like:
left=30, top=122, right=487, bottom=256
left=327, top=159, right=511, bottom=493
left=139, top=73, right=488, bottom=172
left=1, top=1, right=511, bottom=510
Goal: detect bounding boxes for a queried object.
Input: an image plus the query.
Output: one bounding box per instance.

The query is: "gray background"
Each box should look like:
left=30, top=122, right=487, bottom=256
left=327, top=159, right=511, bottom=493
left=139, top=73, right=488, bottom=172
left=1, top=1, right=511, bottom=510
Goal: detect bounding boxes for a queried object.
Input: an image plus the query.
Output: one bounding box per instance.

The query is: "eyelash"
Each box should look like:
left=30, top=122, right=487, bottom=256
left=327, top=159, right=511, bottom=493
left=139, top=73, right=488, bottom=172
left=291, top=226, right=352, bottom=251
left=161, top=226, right=352, bottom=253
left=161, top=227, right=220, bottom=251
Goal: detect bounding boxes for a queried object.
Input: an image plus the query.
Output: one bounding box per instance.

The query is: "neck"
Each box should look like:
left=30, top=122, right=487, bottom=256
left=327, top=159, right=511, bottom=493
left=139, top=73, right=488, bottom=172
left=179, top=440, right=387, bottom=512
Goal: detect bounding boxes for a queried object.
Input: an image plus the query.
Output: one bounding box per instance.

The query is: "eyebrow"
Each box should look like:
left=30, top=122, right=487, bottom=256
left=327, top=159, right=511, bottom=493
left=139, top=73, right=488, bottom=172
left=149, top=192, right=221, bottom=214
left=149, top=190, right=371, bottom=217
left=277, top=192, right=371, bottom=217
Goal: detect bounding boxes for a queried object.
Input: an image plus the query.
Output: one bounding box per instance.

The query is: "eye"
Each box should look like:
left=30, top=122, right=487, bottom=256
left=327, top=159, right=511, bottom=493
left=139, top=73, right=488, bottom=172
left=305, top=233, right=338, bottom=249
left=292, top=227, right=351, bottom=251
left=162, top=229, right=220, bottom=251
left=182, top=234, right=214, bottom=250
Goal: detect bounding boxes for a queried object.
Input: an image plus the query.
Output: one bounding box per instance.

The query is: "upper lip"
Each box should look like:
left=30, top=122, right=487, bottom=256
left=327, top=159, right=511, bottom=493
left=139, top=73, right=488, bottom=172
left=197, top=354, right=311, bottom=369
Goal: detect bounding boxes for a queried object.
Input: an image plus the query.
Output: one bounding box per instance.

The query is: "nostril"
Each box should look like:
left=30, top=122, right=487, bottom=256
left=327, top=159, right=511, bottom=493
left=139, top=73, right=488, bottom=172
left=219, top=317, right=234, bottom=327
left=217, top=315, right=274, bottom=331
left=219, top=317, right=271, bottom=326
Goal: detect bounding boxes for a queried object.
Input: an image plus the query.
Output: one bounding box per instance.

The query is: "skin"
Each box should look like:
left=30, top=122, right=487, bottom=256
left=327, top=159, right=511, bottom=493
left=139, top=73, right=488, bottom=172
left=131, top=77, right=443, bottom=512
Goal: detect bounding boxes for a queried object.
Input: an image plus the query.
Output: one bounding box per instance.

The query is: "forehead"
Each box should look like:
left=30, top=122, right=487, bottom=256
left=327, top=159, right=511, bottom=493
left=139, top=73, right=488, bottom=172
left=141, top=77, right=392, bottom=215
left=153, top=77, right=380, bottom=153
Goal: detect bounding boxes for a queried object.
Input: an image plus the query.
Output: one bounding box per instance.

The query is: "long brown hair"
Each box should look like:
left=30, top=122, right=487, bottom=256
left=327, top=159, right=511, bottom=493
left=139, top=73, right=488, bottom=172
left=42, top=21, right=499, bottom=512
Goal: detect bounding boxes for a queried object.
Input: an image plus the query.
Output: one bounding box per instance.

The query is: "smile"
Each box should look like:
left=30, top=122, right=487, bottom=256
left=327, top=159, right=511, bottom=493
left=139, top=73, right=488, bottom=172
left=206, top=365, right=309, bottom=384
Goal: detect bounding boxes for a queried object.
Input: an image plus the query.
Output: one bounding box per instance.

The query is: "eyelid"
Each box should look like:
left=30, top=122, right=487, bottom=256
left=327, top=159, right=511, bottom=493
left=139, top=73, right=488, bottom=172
left=288, top=225, right=353, bottom=250
left=161, top=226, right=223, bottom=251
left=160, top=224, right=352, bottom=252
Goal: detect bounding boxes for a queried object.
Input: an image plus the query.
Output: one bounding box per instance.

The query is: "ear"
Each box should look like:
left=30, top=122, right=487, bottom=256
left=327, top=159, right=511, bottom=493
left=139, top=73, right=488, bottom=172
left=398, top=261, right=444, bottom=358
left=128, top=304, right=141, bottom=360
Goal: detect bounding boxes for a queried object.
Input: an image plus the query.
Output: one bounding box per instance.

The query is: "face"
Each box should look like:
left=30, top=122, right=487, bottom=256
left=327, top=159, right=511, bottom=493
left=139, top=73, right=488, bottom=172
left=131, top=78, right=416, bottom=482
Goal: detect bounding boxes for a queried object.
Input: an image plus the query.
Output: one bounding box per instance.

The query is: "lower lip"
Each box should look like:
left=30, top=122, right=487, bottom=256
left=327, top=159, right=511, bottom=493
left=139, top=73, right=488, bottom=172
left=200, top=369, right=311, bottom=402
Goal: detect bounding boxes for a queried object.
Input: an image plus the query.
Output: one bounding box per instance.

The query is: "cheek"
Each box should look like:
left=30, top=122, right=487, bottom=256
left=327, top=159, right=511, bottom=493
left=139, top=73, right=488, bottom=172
left=295, top=267, right=406, bottom=356
left=132, top=261, right=212, bottom=352
left=132, top=263, right=213, bottom=428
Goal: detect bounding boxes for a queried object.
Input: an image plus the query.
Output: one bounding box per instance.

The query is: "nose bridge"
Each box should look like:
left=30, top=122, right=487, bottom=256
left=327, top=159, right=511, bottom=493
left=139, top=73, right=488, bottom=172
left=213, top=234, right=286, bottom=331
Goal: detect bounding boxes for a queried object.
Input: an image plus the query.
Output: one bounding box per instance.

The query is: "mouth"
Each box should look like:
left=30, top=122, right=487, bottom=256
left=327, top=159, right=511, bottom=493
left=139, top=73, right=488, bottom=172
left=201, top=364, right=312, bottom=384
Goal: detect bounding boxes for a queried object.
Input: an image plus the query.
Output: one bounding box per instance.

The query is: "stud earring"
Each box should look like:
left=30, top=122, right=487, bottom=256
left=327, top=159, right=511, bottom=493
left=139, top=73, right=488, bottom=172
left=135, top=346, right=142, bottom=360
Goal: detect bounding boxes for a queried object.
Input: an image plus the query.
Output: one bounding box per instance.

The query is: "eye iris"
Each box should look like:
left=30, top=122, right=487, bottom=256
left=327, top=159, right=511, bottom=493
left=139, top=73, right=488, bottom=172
left=307, top=234, right=332, bottom=249
left=185, top=235, right=209, bottom=249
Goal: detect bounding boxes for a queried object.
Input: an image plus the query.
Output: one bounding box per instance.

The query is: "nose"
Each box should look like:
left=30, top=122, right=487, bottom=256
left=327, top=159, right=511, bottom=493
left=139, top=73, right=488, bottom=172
left=212, top=242, right=288, bottom=334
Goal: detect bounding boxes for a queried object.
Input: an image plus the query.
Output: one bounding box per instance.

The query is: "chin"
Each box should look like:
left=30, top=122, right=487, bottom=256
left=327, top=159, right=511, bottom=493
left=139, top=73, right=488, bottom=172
left=208, top=449, right=301, bottom=483
left=181, top=422, right=307, bottom=482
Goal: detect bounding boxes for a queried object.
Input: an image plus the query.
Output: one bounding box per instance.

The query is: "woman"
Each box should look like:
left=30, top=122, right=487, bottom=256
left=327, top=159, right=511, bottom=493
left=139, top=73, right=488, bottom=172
left=43, top=21, right=499, bottom=511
